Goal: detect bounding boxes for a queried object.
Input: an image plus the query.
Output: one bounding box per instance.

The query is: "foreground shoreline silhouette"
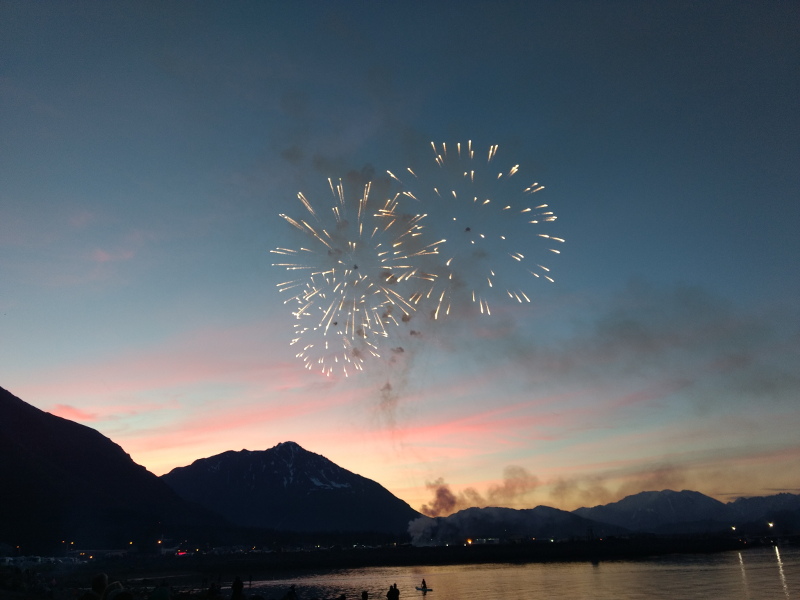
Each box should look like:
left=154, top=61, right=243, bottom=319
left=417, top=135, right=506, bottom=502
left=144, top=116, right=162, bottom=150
left=61, top=535, right=769, bottom=580
left=6, top=536, right=796, bottom=600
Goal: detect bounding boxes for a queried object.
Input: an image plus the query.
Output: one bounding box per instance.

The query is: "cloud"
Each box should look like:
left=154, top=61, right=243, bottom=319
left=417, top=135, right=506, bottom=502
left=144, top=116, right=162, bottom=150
left=539, top=439, right=800, bottom=511
left=16, top=322, right=285, bottom=399
left=48, top=404, right=100, bottom=422
left=90, top=248, right=135, bottom=263
left=486, top=465, right=541, bottom=505
left=451, top=281, right=800, bottom=419
left=68, top=210, right=95, bottom=228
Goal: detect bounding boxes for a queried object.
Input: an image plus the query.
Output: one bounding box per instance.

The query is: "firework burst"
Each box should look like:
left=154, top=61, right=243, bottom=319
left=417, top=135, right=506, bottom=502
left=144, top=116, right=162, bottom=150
left=271, top=176, right=437, bottom=376
left=388, top=141, right=564, bottom=318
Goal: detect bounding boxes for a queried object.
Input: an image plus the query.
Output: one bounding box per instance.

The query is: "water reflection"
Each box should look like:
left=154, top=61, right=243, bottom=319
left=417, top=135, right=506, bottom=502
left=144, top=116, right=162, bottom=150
left=737, top=552, right=750, bottom=600
left=775, top=546, right=790, bottom=599
left=251, top=546, right=800, bottom=600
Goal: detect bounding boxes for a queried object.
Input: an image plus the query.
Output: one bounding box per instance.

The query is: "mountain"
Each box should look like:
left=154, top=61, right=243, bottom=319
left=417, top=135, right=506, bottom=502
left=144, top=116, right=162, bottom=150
left=408, top=505, right=628, bottom=546
left=411, top=489, right=800, bottom=546
left=727, top=493, right=800, bottom=522
left=161, top=442, right=421, bottom=535
left=573, top=489, right=800, bottom=535
left=0, top=386, right=229, bottom=553
left=573, top=490, right=730, bottom=534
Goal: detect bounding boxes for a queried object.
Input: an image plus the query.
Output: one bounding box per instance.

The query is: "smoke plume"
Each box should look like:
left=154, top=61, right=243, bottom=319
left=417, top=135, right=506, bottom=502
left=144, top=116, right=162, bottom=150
left=420, top=466, right=539, bottom=517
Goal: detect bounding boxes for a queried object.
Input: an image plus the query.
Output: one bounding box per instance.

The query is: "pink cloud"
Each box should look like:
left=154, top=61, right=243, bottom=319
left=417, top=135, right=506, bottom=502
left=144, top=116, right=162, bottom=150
left=16, top=321, right=304, bottom=404
left=49, top=404, right=99, bottom=421
left=116, top=385, right=380, bottom=474
left=90, top=248, right=135, bottom=263
left=69, top=211, right=95, bottom=228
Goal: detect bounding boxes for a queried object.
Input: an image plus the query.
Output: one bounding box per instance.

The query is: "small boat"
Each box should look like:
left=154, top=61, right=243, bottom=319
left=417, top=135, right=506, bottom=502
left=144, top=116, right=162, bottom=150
left=415, top=587, right=433, bottom=593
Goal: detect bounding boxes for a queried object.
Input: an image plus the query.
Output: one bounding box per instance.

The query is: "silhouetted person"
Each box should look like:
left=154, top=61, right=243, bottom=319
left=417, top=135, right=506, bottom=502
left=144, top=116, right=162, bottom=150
left=102, top=581, right=126, bottom=600
left=232, top=577, right=244, bottom=600
left=112, top=592, right=134, bottom=600
left=361, top=592, right=368, bottom=600
left=78, top=573, right=108, bottom=600
left=282, top=585, right=298, bottom=600
left=91, top=574, right=109, bottom=599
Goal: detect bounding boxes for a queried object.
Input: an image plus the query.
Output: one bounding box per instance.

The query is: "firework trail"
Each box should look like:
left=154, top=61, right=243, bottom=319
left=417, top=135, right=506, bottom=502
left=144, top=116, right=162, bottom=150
left=388, top=141, right=564, bottom=318
left=271, top=176, right=438, bottom=376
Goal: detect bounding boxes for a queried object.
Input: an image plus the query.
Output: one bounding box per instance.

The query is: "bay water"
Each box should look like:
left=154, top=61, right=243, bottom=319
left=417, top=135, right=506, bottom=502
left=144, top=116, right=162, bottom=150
left=251, top=545, right=799, bottom=600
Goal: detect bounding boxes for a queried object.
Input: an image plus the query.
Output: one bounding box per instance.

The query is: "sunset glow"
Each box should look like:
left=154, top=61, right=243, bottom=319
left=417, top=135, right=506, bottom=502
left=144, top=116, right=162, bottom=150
left=1, top=2, right=799, bottom=517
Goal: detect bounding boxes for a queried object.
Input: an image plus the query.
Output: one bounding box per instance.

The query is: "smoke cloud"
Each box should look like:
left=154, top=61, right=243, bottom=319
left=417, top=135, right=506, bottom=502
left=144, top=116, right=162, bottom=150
left=420, top=466, right=539, bottom=517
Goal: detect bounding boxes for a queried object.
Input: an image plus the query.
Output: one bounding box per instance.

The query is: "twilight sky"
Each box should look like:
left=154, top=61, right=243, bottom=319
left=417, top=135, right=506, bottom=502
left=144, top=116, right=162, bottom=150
left=2, top=1, right=799, bottom=514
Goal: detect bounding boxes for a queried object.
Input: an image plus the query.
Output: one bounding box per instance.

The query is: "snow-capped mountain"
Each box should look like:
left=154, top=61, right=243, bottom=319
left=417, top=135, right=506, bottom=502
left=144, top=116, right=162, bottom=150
left=727, top=492, right=800, bottom=521
left=409, top=490, right=800, bottom=545
left=161, top=441, right=421, bottom=534
left=574, top=489, right=800, bottom=534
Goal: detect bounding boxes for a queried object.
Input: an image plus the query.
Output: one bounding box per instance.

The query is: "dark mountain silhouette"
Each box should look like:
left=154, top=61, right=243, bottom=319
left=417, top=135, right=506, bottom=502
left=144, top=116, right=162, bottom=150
left=573, top=489, right=728, bottom=533
left=0, top=386, right=229, bottom=553
left=408, top=505, right=628, bottom=546
left=161, top=442, right=421, bottom=535
left=4, top=382, right=797, bottom=553
left=574, top=489, right=800, bottom=534
left=409, top=490, right=800, bottom=545
left=728, top=492, right=800, bottom=521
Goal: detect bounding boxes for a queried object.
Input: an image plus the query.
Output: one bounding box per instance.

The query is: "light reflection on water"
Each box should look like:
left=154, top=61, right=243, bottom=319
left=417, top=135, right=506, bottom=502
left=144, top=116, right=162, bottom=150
left=251, top=546, right=799, bottom=600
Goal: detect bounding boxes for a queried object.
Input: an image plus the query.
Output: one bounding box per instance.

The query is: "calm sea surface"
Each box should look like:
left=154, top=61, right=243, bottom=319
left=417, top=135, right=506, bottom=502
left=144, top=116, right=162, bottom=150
left=250, top=545, right=799, bottom=600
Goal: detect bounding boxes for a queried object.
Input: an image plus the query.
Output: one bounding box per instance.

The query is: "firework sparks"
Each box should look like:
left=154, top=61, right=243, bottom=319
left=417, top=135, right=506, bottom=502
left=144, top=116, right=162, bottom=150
left=388, top=141, right=564, bottom=318
left=272, top=143, right=564, bottom=375
left=271, top=177, right=436, bottom=376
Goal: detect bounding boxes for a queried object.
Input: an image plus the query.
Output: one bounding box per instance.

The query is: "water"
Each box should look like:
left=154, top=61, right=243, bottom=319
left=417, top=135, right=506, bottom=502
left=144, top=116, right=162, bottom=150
left=250, top=545, right=800, bottom=600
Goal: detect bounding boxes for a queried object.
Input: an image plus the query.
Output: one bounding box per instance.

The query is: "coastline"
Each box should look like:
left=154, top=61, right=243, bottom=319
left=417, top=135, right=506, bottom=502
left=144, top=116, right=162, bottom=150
left=60, top=536, right=754, bottom=584
left=8, top=535, right=789, bottom=600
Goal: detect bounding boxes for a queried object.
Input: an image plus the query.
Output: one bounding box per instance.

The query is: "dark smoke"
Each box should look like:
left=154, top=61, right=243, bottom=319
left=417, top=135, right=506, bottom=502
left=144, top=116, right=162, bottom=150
left=420, top=478, right=459, bottom=517
left=377, top=381, right=398, bottom=430
left=420, top=467, right=539, bottom=517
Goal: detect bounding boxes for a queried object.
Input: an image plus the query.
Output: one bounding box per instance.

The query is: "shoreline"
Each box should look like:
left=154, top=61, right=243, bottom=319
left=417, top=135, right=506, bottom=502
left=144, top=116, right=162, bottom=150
left=9, top=535, right=793, bottom=600
left=61, top=535, right=758, bottom=583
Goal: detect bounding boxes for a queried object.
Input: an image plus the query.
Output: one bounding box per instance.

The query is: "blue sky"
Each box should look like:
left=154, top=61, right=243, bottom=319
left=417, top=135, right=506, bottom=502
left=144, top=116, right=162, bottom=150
left=1, top=1, right=799, bottom=512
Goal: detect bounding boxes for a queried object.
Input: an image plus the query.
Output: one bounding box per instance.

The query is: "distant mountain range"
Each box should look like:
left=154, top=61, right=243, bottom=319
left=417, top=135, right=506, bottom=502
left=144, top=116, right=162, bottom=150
left=408, top=505, right=628, bottom=546
left=160, top=442, right=421, bottom=535
left=2, top=385, right=798, bottom=553
left=574, top=488, right=800, bottom=535
left=410, top=488, right=800, bottom=546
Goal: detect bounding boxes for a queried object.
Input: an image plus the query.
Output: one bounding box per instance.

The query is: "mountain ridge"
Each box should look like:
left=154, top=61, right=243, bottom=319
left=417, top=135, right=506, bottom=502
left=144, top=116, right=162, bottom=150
left=3, top=384, right=798, bottom=551
left=0, top=385, right=230, bottom=553
left=573, top=488, right=800, bottom=534
left=160, top=442, right=422, bottom=535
